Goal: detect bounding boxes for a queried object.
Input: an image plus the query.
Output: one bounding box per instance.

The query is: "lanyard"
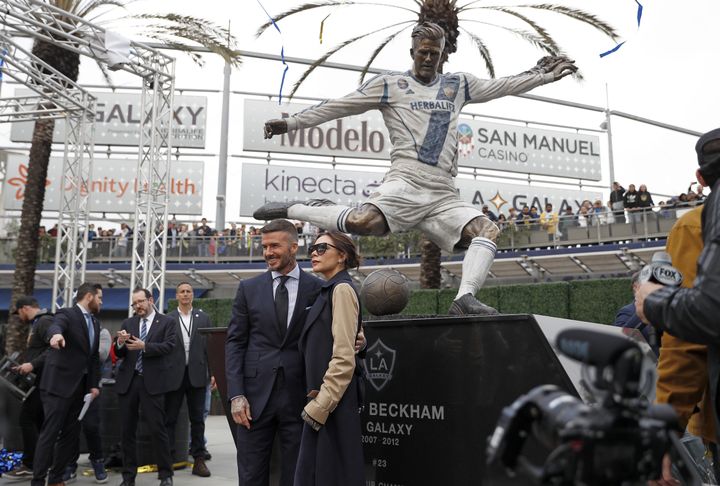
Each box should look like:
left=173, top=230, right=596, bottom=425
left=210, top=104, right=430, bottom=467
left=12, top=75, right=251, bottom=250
left=178, top=310, right=193, bottom=338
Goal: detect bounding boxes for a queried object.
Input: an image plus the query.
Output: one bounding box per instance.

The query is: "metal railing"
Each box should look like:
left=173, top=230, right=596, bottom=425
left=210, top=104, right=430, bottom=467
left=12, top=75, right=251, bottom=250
left=0, top=205, right=699, bottom=265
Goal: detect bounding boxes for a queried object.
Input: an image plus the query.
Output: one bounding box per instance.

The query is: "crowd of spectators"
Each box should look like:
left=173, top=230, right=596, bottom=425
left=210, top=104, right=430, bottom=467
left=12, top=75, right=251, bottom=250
left=20, top=181, right=707, bottom=261
left=485, top=181, right=706, bottom=241
left=38, top=217, right=324, bottom=261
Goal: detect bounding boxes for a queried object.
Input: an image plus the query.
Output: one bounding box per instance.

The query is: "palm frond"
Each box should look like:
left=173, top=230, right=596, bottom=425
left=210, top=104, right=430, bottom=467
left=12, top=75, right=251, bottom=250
left=458, top=26, right=494, bottom=78
left=460, top=18, right=555, bottom=55
left=139, top=36, right=206, bottom=65
left=518, top=4, right=620, bottom=41
left=288, top=20, right=414, bottom=100
left=256, top=1, right=418, bottom=37
left=358, top=25, right=413, bottom=83
left=471, top=6, right=560, bottom=55
left=458, top=0, right=484, bottom=10
left=134, top=13, right=241, bottom=66
left=75, top=0, right=130, bottom=19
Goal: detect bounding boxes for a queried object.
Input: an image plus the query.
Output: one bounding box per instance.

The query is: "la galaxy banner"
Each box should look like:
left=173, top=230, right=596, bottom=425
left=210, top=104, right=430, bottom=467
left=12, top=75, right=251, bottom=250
left=2, top=154, right=204, bottom=215
left=243, top=99, right=602, bottom=181
left=10, top=90, right=207, bottom=149
left=239, top=162, right=602, bottom=217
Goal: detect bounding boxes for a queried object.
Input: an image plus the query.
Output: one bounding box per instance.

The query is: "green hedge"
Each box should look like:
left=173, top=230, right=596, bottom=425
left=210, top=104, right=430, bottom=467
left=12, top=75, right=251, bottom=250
left=167, top=298, right=235, bottom=327
left=568, top=279, right=634, bottom=325
left=170, top=278, right=634, bottom=326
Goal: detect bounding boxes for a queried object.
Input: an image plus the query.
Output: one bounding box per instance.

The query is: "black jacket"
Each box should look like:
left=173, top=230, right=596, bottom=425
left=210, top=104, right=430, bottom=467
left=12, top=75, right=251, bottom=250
left=225, top=269, right=324, bottom=421
left=645, top=178, right=720, bottom=444
left=40, top=306, right=101, bottom=397
left=114, top=313, right=177, bottom=395
left=166, top=308, right=212, bottom=390
left=624, top=190, right=639, bottom=209
left=19, top=310, right=54, bottom=376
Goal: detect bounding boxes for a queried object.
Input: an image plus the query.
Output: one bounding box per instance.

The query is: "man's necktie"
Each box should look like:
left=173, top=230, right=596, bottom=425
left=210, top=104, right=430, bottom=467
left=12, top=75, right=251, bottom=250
left=83, top=313, right=94, bottom=348
left=275, top=276, right=290, bottom=338
left=135, top=317, right=148, bottom=373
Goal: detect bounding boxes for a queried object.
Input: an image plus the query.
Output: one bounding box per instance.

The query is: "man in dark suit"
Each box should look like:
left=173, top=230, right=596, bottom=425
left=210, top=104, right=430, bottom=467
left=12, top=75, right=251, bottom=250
left=165, top=281, right=213, bottom=477
left=31, top=283, right=103, bottom=486
left=114, top=288, right=177, bottom=486
left=225, top=219, right=325, bottom=486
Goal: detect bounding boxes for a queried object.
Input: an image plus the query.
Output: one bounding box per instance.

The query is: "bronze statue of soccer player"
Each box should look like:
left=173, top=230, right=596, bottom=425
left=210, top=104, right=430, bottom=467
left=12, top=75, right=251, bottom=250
left=256, top=21, right=577, bottom=315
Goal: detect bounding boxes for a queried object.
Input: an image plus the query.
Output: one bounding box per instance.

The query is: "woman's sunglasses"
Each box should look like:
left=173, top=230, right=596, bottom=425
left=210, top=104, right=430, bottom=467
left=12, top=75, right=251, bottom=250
left=308, top=242, right=339, bottom=255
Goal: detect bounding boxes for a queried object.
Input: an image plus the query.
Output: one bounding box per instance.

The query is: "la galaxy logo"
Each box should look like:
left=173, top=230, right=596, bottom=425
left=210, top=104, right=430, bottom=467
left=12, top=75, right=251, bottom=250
left=457, top=123, right=474, bottom=157
left=443, top=86, right=456, bottom=99
left=364, top=339, right=396, bottom=392
left=397, top=78, right=409, bottom=90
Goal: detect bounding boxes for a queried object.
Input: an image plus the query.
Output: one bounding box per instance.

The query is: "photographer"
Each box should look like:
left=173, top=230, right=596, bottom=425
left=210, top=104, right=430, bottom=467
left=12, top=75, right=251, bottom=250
left=5, top=297, right=53, bottom=479
left=636, top=129, right=720, bottom=475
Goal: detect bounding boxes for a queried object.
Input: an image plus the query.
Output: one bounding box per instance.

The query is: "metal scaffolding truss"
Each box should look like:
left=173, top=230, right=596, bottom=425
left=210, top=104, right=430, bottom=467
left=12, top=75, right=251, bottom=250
left=0, top=33, right=96, bottom=311
left=1, top=0, right=176, bottom=313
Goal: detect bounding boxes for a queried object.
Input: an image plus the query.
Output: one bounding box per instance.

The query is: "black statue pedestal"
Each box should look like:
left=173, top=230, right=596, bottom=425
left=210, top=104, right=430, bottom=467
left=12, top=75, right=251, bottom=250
left=203, top=314, right=579, bottom=486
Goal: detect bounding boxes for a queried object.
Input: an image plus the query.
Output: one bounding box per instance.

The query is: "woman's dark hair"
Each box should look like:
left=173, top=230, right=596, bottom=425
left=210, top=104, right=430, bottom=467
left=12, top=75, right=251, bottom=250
left=315, top=231, right=361, bottom=269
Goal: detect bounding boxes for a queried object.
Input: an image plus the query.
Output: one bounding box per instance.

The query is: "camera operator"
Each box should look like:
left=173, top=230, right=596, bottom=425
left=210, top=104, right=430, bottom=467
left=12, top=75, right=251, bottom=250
left=637, top=129, right=720, bottom=482
left=5, top=297, right=53, bottom=479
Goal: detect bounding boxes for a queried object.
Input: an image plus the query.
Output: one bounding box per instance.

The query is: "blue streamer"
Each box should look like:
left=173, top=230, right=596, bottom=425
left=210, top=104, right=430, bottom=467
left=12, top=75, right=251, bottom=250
left=0, top=48, right=7, bottom=82
left=599, top=41, right=626, bottom=58
left=256, top=0, right=289, bottom=104
left=635, top=0, right=644, bottom=26
left=599, top=0, right=643, bottom=58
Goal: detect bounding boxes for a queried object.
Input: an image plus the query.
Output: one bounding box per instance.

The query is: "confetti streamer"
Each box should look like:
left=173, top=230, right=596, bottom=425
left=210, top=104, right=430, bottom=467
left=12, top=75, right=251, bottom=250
left=318, top=1, right=349, bottom=44
left=0, top=449, right=23, bottom=475
left=600, top=0, right=643, bottom=58
left=0, top=47, right=7, bottom=83
left=255, top=0, right=289, bottom=105
left=319, top=13, right=331, bottom=44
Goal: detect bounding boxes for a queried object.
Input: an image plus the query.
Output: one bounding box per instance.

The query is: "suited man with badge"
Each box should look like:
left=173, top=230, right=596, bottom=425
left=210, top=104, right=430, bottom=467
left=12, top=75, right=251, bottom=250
left=114, top=288, right=177, bottom=486
left=31, top=283, right=103, bottom=486
left=225, top=219, right=325, bottom=486
left=165, top=281, right=213, bottom=477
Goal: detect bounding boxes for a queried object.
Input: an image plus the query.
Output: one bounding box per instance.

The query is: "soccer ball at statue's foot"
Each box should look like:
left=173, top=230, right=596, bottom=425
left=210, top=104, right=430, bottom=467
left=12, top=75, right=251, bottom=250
left=361, top=269, right=410, bottom=316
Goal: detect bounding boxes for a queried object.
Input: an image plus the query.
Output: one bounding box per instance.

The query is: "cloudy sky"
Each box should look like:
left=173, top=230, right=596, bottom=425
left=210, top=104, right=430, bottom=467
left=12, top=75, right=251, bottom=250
left=2, top=1, right=719, bottom=223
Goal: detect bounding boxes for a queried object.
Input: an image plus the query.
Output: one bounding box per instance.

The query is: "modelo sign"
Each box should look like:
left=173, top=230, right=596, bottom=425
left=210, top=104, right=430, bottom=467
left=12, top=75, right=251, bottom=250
left=239, top=163, right=601, bottom=217
left=10, top=90, right=207, bottom=148
left=243, top=99, right=388, bottom=159
left=2, top=154, right=204, bottom=215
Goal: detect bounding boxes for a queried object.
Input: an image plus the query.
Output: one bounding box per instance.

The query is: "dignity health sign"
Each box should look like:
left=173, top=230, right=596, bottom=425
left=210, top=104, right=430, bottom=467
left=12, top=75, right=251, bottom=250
left=10, top=90, right=207, bottom=148
left=3, top=154, right=204, bottom=215
left=243, top=99, right=602, bottom=181
left=239, top=163, right=601, bottom=217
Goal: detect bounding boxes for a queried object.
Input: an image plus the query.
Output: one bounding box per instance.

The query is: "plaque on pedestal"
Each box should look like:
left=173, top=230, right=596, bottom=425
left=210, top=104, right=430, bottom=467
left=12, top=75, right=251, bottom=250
left=361, top=314, right=577, bottom=486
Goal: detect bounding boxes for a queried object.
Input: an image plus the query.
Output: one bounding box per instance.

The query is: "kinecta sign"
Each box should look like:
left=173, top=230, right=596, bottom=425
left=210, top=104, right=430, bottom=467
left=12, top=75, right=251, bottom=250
left=10, top=90, right=207, bottom=149
left=243, top=99, right=602, bottom=181
left=3, top=154, right=204, bottom=215
left=239, top=163, right=601, bottom=217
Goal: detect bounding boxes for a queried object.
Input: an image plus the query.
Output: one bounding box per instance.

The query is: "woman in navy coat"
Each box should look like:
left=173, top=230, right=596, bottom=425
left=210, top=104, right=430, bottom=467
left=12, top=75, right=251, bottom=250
left=294, top=231, right=365, bottom=486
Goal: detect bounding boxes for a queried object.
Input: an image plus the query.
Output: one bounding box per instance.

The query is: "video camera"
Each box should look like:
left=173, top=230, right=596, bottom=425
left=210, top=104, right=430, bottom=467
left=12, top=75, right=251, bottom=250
left=487, top=328, right=702, bottom=486
left=0, top=352, right=37, bottom=402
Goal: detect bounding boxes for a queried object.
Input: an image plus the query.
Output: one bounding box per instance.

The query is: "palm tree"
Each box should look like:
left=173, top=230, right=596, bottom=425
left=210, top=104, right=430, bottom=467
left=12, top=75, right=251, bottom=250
left=258, top=0, right=618, bottom=98
left=5, top=0, right=241, bottom=356
left=257, top=0, right=618, bottom=289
